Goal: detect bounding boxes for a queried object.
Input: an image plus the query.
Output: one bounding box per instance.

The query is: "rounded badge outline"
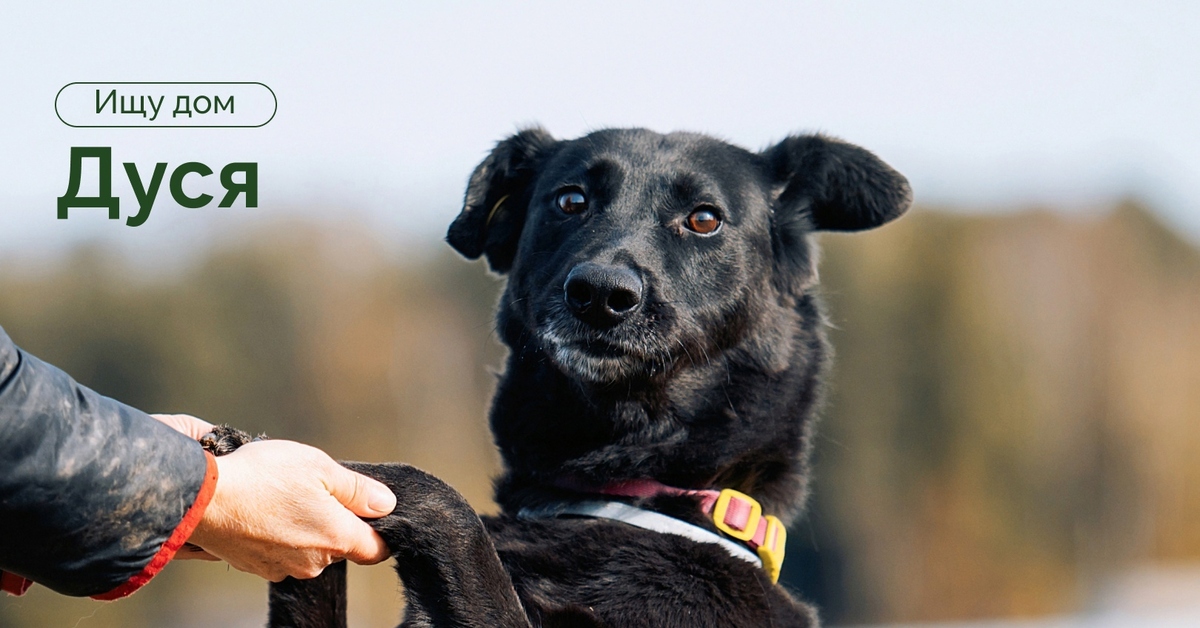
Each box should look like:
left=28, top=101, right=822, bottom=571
left=55, top=81, right=277, bottom=128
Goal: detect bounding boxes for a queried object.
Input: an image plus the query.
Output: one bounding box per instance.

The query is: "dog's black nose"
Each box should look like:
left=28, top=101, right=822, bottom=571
left=564, top=263, right=644, bottom=327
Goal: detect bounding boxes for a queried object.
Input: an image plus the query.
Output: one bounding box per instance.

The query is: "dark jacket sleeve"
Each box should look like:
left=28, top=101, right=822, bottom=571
left=0, top=325, right=217, bottom=599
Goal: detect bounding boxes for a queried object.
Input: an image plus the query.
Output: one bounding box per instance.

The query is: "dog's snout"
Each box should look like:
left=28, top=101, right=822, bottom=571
left=564, top=263, right=644, bottom=327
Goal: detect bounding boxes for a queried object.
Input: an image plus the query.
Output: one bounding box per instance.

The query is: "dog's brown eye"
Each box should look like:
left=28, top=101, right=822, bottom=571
left=685, top=207, right=722, bottom=234
left=557, top=189, right=588, bottom=214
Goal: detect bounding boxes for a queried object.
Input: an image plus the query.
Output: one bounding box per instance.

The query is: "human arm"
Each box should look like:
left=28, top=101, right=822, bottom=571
left=0, top=327, right=397, bottom=597
left=0, top=325, right=216, bottom=599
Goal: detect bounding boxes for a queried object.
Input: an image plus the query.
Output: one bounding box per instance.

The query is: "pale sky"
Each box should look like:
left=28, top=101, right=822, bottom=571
left=2, top=1, right=1198, bottom=266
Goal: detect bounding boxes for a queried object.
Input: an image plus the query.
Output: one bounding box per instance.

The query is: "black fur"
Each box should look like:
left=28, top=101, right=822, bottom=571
left=216, top=127, right=910, bottom=627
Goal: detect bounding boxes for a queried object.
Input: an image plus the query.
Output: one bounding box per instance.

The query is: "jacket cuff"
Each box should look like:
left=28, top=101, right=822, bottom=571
left=1, top=571, right=33, bottom=596
left=90, top=452, right=219, bottom=601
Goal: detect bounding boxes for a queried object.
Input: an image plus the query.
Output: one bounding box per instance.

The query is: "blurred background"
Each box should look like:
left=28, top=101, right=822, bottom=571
left=2, top=2, right=1199, bottom=626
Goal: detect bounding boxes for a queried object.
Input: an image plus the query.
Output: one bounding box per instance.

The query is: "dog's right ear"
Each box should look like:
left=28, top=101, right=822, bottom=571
left=447, top=127, right=559, bottom=273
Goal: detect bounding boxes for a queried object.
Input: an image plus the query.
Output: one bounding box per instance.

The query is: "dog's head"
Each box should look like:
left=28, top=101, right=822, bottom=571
left=448, top=127, right=909, bottom=516
left=449, top=128, right=908, bottom=384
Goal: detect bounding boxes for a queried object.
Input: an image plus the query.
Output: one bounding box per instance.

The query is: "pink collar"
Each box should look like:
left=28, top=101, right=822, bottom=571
left=593, top=478, right=722, bottom=512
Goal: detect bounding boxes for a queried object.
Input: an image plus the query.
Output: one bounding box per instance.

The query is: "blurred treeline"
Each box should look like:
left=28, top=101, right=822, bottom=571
left=2, top=203, right=1199, bottom=626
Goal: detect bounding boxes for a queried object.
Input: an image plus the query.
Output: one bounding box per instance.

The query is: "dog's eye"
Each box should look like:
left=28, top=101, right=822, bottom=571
left=556, top=189, right=588, bottom=215
left=684, top=206, right=722, bottom=235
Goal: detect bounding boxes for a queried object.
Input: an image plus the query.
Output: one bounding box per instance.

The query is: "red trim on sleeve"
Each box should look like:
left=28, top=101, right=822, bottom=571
left=1, top=570, right=33, bottom=596
left=91, top=451, right=219, bottom=601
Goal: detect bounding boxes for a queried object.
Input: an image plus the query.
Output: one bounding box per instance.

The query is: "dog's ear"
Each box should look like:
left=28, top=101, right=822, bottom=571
left=760, top=134, right=912, bottom=291
left=447, top=127, right=559, bottom=273
left=762, top=133, right=912, bottom=233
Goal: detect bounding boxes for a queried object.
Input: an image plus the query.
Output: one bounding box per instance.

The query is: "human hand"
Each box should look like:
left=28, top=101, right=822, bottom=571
left=151, top=414, right=397, bottom=581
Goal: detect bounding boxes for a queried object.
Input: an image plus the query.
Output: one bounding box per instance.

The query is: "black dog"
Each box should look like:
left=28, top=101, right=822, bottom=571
left=212, top=127, right=910, bottom=627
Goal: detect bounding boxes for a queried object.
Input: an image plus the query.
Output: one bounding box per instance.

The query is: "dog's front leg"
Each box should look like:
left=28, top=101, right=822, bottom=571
left=345, top=462, right=532, bottom=628
left=268, top=561, right=347, bottom=628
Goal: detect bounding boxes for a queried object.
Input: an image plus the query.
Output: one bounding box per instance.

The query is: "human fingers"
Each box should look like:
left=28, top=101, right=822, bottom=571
left=321, top=458, right=397, bottom=519
left=318, top=458, right=394, bottom=564
left=327, top=506, right=391, bottom=565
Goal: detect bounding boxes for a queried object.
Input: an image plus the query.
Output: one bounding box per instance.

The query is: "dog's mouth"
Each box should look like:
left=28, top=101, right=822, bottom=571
left=539, top=329, right=665, bottom=384
left=524, top=291, right=685, bottom=384
left=565, top=339, right=628, bottom=359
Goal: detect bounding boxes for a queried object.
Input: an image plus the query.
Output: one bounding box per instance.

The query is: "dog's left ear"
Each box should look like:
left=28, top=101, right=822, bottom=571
left=761, top=133, right=912, bottom=233
left=760, top=134, right=912, bottom=291
left=447, top=127, right=559, bottom=273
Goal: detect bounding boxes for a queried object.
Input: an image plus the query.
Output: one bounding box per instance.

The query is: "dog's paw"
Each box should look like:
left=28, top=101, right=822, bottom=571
left=198, top=424, right=266, bottom=456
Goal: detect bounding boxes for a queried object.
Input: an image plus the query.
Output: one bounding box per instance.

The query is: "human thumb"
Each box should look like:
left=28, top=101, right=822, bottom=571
left=324, top=462, right=397, bottom=518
